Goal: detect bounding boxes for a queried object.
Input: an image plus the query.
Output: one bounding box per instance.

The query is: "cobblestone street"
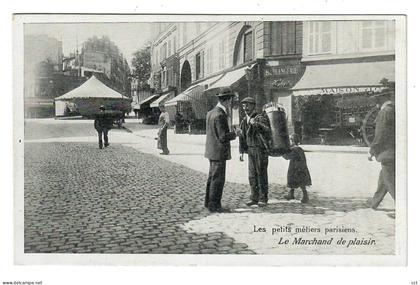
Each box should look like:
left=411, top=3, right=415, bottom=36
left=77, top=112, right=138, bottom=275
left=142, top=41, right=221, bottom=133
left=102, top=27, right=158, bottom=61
left=23, top=120, right=396, bottom=255
left=24, top=142, right=257, bottom=254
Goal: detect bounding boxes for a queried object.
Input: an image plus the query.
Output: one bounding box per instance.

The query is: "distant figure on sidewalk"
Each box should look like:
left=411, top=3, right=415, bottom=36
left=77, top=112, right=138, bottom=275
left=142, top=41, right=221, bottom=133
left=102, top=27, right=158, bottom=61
left=237, top=97, right=272, bottom=207
left=368, top=92, right=395, bottom=209
left=94, top=105, right=113, bottom=149
left=283, top=134, right=312, bottom=203
left=157, top=104, right=170, bottom=155
left=204, top=87, right=236, bottom=213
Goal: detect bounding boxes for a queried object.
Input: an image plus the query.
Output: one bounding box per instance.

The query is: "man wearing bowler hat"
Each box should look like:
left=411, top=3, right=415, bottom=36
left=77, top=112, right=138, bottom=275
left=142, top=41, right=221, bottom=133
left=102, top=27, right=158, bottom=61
left=204, top=87, right=237, bottom=213
left=237, top=97, right=271, bottom=207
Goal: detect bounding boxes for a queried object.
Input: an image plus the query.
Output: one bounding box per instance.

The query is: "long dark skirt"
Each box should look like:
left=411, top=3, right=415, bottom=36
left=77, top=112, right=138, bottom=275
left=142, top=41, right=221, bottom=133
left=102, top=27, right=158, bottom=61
left=157, top=127, right=169, bottom=153
left=284, top=146, right=312, bottom=188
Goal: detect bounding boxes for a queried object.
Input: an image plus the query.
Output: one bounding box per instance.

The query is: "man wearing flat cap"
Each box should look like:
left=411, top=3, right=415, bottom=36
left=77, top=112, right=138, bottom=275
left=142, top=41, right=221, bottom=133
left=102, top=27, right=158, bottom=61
left=237, top=96, right=272, bottom=207
left=204, top=87, right=237, bottom=213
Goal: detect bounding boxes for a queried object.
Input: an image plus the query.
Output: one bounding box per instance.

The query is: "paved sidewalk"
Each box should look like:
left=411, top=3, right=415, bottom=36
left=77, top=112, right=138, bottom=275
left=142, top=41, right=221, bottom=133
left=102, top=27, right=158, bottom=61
left=123, top=125, right=382, bottom=200
left=126, top=124, right=370, bottom=154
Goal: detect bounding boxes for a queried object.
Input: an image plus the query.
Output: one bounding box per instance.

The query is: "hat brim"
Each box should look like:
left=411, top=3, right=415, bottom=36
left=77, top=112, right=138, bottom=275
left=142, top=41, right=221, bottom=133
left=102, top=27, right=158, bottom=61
left=216, top=93, right=234, bottom=98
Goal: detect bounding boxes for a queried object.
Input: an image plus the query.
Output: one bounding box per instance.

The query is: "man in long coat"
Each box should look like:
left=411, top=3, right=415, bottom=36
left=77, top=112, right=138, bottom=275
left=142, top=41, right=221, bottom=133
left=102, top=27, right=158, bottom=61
left=204, top=87, right=236, bottom=213
left=369, top=91, right=395, bottom=209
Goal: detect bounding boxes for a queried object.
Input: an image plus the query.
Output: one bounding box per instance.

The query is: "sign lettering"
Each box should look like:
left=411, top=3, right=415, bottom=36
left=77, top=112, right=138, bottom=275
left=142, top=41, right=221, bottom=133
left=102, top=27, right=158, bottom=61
left=265, top=66, right=299, bottom=76
left=320, top=87, right=382, bottom=94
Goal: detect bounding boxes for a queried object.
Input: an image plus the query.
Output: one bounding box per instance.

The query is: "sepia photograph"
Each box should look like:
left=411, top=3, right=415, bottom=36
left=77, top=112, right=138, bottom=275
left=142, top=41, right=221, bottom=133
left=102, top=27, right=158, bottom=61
left=13, top=14, right=406, bottom=266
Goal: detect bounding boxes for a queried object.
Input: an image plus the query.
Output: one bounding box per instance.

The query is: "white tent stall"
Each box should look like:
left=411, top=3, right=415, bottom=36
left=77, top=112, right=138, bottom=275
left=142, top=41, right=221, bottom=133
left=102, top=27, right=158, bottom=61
left=54, top=75, right=131, bottom=117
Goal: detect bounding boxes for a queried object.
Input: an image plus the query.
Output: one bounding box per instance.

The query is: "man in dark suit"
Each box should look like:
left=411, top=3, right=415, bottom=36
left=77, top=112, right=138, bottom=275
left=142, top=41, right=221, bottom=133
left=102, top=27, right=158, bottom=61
left=368, top=90, right=395, bottom=209
left=237, top=97, right=272, bottom=207
left=204, top=87, right=237, bottom=213
left=94, top=105, right=114, bottom=149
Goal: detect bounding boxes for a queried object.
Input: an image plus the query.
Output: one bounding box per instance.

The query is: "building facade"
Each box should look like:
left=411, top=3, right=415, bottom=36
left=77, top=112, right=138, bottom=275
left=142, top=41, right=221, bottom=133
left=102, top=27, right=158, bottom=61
left=149, top=21, right=304, bottom=132
left=24, top=34, right=65, bottom=117
left=24, top=34, right=63, bottom=98
left=292, top=20, right=395, bottom=144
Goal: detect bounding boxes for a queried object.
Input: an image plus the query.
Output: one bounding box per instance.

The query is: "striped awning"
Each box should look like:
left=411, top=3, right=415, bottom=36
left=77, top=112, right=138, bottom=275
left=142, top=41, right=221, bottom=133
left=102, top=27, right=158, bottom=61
left=150, top=93, right=171, bottom=108
left=165, top=74, right=223, bottom=119
left=139, top=94, right=159, bottom=106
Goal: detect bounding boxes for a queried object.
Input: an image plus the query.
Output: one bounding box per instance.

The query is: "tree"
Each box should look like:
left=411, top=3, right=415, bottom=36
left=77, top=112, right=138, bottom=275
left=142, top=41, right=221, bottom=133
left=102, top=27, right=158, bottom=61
left=131, top=45, right=151, bottom=89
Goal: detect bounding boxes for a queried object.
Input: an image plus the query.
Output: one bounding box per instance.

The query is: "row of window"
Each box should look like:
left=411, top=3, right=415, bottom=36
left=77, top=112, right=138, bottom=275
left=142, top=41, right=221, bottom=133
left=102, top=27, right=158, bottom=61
left=307, top=20, right=394, bottom=55
left=158, top=28, right=255, bottom=86
left=154, top=21, right=394, bottom=90
left=153, top=23, right=216, bottom=68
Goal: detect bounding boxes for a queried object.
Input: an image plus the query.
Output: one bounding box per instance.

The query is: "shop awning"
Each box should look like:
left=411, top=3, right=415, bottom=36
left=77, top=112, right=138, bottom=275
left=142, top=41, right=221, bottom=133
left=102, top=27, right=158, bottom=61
left=139, top=94, right=159, bottom=106
left=165, top=85, right=203, bottom=107
left=206, top=64, right=255, bottom=92
left=165, top=74, right=223, bottom=107
left=292, top=61, right=395, bottom=96
left=165, top=74, right=224, bottom=119
left=150, top=93, right=171, bottom=108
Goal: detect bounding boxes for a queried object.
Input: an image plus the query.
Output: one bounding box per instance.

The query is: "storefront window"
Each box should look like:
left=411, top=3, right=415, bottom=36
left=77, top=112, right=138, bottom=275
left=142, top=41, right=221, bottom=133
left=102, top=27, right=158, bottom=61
left=308, top=21, right=332, bottom=54
left=360, top=21, right=386, bottom=51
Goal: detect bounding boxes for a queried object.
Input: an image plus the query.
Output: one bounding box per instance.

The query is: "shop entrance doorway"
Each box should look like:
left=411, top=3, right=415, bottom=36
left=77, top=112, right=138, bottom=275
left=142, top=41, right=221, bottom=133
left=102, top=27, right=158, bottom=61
left=180, top=61, right=192, bottom=92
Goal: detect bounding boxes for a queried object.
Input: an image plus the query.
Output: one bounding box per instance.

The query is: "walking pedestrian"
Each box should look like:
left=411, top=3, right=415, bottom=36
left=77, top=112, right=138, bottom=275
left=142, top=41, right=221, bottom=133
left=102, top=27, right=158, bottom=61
left=94, top=105, right=113, bottom=149
left=204, top=87, right=236, bottom=213
left=157, top=104, right=170, bottom=155
left=237, top=97, right=272, bottom=207
left=283, top=134, right=312, bottom=203
left=368, top=91, right=395, bottom=209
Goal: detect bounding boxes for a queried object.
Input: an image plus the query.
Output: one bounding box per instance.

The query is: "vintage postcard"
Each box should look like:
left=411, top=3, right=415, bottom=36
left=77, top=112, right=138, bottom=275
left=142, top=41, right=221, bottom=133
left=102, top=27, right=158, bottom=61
left=13, top=14, right=407, bottom=266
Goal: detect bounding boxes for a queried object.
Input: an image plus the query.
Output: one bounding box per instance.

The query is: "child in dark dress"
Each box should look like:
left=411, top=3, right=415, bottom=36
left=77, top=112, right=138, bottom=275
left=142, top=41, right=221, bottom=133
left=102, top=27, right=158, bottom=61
left=282, top=133, right=312, bottom=203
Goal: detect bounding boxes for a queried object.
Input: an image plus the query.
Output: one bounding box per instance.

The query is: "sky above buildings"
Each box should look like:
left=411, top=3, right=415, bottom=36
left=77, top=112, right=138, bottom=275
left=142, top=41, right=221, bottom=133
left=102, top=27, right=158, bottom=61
left=25, top=23, right=152, bottom=67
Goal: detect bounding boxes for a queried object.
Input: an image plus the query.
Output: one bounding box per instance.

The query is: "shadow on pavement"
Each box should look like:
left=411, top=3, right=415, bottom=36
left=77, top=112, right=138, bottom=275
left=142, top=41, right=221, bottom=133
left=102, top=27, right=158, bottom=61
left=226, top=183, right=394, bottom=219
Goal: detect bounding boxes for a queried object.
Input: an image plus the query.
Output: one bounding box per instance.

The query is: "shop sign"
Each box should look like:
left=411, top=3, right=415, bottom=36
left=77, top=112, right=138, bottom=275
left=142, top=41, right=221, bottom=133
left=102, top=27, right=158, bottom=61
left=293, top=86, right=386, bottom=96
left=320, top=86, right=383, bottom=94
left=272, top=78, right=293, bottom=88
left=265, top=65, right=299, bottom=76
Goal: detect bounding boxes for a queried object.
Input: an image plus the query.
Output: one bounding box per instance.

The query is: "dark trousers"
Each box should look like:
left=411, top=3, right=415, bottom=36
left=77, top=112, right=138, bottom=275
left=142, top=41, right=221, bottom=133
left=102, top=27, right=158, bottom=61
left=205, top=160, right=226, bottom=211
left=371, top=161, right=395, bottom=209
left=97, top=128, right=109, bottom=148
left=248, top=147, right=269, bottom=203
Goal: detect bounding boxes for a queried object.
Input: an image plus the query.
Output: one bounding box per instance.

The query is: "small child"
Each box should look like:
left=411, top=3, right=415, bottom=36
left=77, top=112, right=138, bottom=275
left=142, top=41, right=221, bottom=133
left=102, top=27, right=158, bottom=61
left=282, top=134, right=312, bottom=203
